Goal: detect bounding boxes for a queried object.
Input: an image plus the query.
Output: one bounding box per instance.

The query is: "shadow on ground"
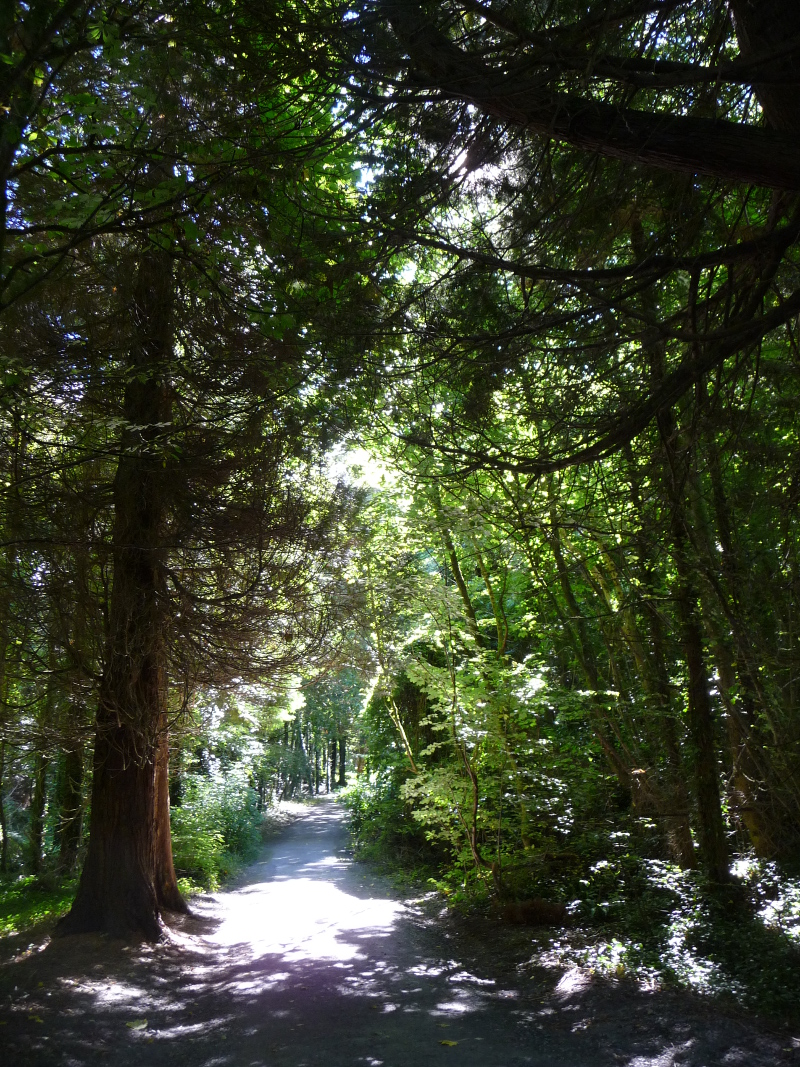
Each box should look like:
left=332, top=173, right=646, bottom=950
left=0, top=799, right=796, bottom=1066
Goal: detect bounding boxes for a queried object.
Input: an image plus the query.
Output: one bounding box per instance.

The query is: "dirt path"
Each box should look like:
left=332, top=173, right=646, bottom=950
left=0, top=797, right=794, bottom=1066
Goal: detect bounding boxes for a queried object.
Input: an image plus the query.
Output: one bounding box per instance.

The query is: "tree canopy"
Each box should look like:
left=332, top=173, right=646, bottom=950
left=1, top=0, right=800, bottom=972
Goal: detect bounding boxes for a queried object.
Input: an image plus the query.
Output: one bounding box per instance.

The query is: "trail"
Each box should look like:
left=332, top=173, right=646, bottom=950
left=0, top=797, right=792, bottom=1066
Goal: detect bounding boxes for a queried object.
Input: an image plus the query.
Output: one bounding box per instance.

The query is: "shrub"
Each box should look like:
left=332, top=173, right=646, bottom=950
left=171, top=767, right=261, bottom=889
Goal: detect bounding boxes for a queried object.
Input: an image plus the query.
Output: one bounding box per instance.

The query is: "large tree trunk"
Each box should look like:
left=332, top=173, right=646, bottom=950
left=59, top=714, right=162, bottom=938
left=628, top=204, right=729, bottom=881
left=58, top=247, right=182, bottom=938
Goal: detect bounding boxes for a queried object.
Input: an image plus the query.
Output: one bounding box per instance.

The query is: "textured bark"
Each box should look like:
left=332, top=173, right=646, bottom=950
left=604, top=552, right=696, bottom=868
left=609, top=464, right=697, bottom=867
left=58, top=247, right=176, bottom=938
left=58, top=718, right=162, bottom=938
left=687, top=432, right=779, bottom=855
left=672, top=555, right=729, bottom=883
left=625, top=205, right=728, bottom=878
left=30, top=641, right=58, bottom=873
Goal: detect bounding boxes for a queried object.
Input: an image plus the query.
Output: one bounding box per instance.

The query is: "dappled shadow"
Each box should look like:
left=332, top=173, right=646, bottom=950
left=0, top=798, right=793, bottom=1066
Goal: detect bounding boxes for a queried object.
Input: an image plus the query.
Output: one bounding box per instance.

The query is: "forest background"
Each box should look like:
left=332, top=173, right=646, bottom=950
left=2, top=0, right=800, bottom=1023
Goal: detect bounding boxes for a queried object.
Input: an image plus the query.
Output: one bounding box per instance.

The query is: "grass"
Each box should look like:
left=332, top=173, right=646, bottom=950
left=0, top=875, right=78, bottom=937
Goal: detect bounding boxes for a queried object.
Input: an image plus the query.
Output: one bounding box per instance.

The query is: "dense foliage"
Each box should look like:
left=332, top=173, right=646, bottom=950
left=1, top=0, right=800, bottom=1017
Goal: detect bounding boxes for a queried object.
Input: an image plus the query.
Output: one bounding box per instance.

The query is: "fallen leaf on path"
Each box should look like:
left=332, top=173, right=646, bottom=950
left=126, top=1019, right=147, bottom=1030
left=31, top=1015, right=44, bottom=1023
left=440, top=1040, right=458, bottom=1047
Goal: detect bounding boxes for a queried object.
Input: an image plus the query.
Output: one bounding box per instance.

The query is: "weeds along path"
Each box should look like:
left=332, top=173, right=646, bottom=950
left=0, top=796, right=792, bottom=1066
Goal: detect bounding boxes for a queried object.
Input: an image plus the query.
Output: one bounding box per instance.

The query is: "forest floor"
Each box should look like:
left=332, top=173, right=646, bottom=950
left=0, top=796, right=797, bottom=1067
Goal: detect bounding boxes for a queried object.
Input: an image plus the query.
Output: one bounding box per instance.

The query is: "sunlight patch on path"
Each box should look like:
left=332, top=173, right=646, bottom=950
left=201, top=876, right=403, bottom=963
left=189, top=806, right=406, bottom=966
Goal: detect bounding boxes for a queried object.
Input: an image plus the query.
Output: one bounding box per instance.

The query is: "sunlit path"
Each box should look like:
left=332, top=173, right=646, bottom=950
left=200, top=804, right=403, bottom=964
left=0, top=799, right=788, bottom=1066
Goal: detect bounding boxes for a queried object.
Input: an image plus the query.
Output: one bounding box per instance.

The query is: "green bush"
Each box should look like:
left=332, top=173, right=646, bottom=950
left=171, top=767, right=261, bottom=889
left=343, top=769, right=442, bottom=875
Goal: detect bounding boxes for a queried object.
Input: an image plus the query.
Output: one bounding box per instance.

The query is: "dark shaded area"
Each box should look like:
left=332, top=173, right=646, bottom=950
left=0, top=801, right=794, bottom=1066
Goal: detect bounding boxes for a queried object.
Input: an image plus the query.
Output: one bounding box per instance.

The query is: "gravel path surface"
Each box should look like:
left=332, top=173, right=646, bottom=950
left=0, top=796, right=795, bottom=1066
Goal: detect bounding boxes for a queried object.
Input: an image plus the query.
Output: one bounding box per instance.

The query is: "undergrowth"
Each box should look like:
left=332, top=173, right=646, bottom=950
left=342, top=773, right=444, bottom=892
left=171, top=768, right=263, bottom=891
left=344, top=773, right=800, bottom=1025
left=0, top=875, right=78, bottom=936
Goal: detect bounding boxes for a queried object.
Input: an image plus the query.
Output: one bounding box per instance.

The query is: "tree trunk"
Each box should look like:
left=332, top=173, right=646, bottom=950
left=609, top=465, right=697, bottom=868
left=698, top=433, right=792, bottom=849
left=28, top=751, right=48, bottom=874
left=59, top=711, right=162, bottom=937
left=29, top=639, right=58, bottom=874
left=153, top=717, right=186, bottom=912
left=338, top=737, right=346, bottom=787
left=544, top=509, right=639, bottom=799
left=673, top=564, right=729, bottom=882
left=668, top=481, right=730, bottom=883
left=57, top=247, right=176, bottom=938
left=630, top=208, right=729, bottom=881
left=56, top=743, right=84, bottom=872
left=0, top=740, right=7, bottom=872
left=330, top=739, right=337, bottom=788
left=711, top=633, right=777, bottom=856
